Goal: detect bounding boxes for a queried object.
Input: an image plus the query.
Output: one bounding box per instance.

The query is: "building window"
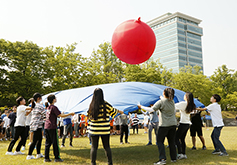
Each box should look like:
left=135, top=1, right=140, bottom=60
left=188, top=44, right=202, bottom=52
left=187, top=32, right=201, bottom=40
left=188, top=50, right=202, bottom=58
left=187, top=25, right=203, bottom=35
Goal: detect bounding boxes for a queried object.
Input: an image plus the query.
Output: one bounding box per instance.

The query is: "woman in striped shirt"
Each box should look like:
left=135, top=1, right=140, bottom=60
left=88, top=88, right=123, bottom=165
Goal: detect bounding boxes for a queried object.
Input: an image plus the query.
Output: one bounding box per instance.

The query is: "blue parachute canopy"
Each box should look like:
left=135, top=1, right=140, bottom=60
left=42, top=82, right=205, bottom=114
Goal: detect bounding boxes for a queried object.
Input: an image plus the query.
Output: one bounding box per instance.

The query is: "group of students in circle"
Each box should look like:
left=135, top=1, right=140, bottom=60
left=4, top=87, right=228, bottom=165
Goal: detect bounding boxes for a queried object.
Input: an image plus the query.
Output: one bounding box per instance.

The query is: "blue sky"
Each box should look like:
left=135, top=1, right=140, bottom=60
left=1, top=0, right=236, bottom=76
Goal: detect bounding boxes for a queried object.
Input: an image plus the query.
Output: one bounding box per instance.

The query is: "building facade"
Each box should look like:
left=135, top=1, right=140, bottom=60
left=147, top=12, right=203, bottom=73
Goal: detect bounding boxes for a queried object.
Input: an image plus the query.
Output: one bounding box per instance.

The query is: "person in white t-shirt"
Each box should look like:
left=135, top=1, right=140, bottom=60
left=6, top=96, right=32, bottom=156
left=175, top=92, right=195, bottom=160
left=197, top=94, right=228, bottom=156
left=3, top=111, right=10, bottom=140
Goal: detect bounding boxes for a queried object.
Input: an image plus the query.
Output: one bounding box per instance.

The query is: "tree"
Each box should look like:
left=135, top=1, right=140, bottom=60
left=42, top=43, right=86, bottom=92
left=124, top=60, right=163, bottom=84
left=169, top=65, right=216, bottom=106
left=82, top=42, right=124, bottom=86
left=210, top=65, right=237, bottom=110
left=0, top=40, right=45, bottom=106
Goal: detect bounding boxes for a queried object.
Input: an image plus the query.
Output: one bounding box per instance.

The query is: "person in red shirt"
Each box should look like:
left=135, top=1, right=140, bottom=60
left=44, top=94, right=74, bottom=163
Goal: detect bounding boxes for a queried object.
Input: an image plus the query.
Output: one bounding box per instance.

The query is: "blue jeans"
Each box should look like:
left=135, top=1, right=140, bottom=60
left=211, top=127, right=226, bottom=153
left=148, top=122, right=159, bottom=144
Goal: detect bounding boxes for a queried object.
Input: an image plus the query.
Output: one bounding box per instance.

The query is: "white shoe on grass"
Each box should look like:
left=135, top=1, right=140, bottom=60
left=22, top=146, right=25, bottom=151
left=14, top=151, right=25, bottom=155
left=26, top=155, right=35, bottom=160
left=5, top=151, right=15, bottom=155
left=36, top=153, right=44, bottom=159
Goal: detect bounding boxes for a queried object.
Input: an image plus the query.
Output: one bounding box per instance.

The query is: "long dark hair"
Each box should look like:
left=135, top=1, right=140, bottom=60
left=185, top=92, right=196, bottom=114
left=32, top=93, right=42, bottom=109
left=88, top=88, right=106, bottom=120
left=164, top=88, right=175, bottom=101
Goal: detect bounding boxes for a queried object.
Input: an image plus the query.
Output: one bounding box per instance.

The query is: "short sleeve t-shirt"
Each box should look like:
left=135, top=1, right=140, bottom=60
left=206, top=103, right=224, bottom=127
left=3, top=116, right=10, bottom=128
left=175, top=101, right=191, bottom=124
left=15, top=105, right=28, bottom=127
left=44, top=105, right=61, bottom=129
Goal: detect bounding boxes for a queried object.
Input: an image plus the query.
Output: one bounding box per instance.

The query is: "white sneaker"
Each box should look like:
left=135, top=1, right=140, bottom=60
left=14, top=151, right=25, bottom=155
left=178, top=154, right=187, bottom=159
left=22, top=146, right=25, bottom=151
left=5, top=151, right=15, bottom=155
left=26, top=155, right=35, bottom=160
left=36, top=153, right=44, bottom=159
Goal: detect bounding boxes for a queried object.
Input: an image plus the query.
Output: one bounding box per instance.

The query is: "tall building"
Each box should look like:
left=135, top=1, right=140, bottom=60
left=147, top=12, right=203, bottom=73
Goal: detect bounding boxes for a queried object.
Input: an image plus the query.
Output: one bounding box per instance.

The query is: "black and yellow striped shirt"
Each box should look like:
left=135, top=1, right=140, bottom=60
left=88, top=101, right=118, bottom=136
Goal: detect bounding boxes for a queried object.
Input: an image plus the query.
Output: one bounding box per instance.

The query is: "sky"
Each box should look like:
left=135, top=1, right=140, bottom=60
left=0, top=0, right=237, bottom=76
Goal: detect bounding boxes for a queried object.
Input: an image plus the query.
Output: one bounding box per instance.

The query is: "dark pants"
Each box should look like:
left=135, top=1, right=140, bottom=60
left=7, top=126, right=26, bottom=152
left=62, top=123, right=73, bottom=145
left=45, top=129, right=60, bottom=159
left=28, top=128, right=42, bottom=155
left=120, top=125, right=128, bottom=143
left=91, top=135, right=112, bottom=165
left=211, top=127, right=226, bottom=153
left=157, top=126, right=177, bottom=161
left=23, top=126, right=30, bottom=147
left=10, top=125, right=15, bottom=138
left=132, top=125, right=138, bottom=134
left=175, top=123, right=190, bottom=154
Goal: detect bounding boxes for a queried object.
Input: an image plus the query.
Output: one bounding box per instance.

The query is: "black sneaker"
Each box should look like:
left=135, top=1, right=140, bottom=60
left=44, top=159, right=52, bottom=162
left=146, top=142, right=152, bottom=146
left=190, top=146, right=196, bottom=150
left=202, top=146, right=207, bottom=150
left=55, top=158, right=64, bottom=162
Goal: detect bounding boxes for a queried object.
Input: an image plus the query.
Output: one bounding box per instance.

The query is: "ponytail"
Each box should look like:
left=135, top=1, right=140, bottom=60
left=164, top=88, right=175, bottom=101
left=32, top=93, right=42, bottom=109
left=45, top=102, right=49, bottom=108
left=32, top=99, right=36, bottom=109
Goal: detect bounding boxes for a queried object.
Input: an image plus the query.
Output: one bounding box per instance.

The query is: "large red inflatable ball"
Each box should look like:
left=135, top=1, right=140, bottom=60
left=112, top=17, right=156, bottom=65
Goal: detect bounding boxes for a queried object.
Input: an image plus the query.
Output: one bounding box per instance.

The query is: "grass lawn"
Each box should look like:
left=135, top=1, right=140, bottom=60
left=0, top=127, right=237, bottom=165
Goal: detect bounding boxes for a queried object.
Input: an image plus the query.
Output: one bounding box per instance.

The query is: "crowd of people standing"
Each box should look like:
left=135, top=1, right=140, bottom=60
left=1, top=87, right=228, bottom=164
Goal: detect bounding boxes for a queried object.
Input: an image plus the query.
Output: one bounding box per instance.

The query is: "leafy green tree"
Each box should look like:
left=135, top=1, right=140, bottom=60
left=1, top=40, right=44, bottom=105
left=210, top=65, right=237, bottom=110
left=42, top=43, right=86, bottom=92
left=211, top=65, right=236, bottom=98
left=124, top=60, right=163, bottom=84
left=169, top=65, right=216, bottom=106
left=82, top=42, right=124, bottom=86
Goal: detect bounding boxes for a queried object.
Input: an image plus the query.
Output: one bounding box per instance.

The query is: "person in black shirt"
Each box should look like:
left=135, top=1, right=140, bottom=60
left=190, top=110, right=206, bottom=150
left=8, top=106, right=17, bottom=139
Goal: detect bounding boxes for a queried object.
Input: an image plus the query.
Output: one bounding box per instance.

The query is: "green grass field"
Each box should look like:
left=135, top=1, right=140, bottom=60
left=0, top=127, right=237, bottom=165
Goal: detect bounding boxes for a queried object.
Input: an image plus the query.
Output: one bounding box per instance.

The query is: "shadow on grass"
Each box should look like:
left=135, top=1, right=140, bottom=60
left=60, top=144, right=237, bottom=165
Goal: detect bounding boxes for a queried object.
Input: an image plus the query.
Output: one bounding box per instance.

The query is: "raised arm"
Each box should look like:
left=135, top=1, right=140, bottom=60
left=137, top=105, right=154, bottom=112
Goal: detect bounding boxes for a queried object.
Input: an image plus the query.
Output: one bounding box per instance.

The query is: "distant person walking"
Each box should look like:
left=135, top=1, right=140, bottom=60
left=119, top=113, right=129, bottom=144
left=132, top=113, right=139, bottom=134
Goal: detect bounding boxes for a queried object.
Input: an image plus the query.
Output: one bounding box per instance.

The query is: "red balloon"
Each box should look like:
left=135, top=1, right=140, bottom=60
left=112, top=17, right=156, bottom=65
